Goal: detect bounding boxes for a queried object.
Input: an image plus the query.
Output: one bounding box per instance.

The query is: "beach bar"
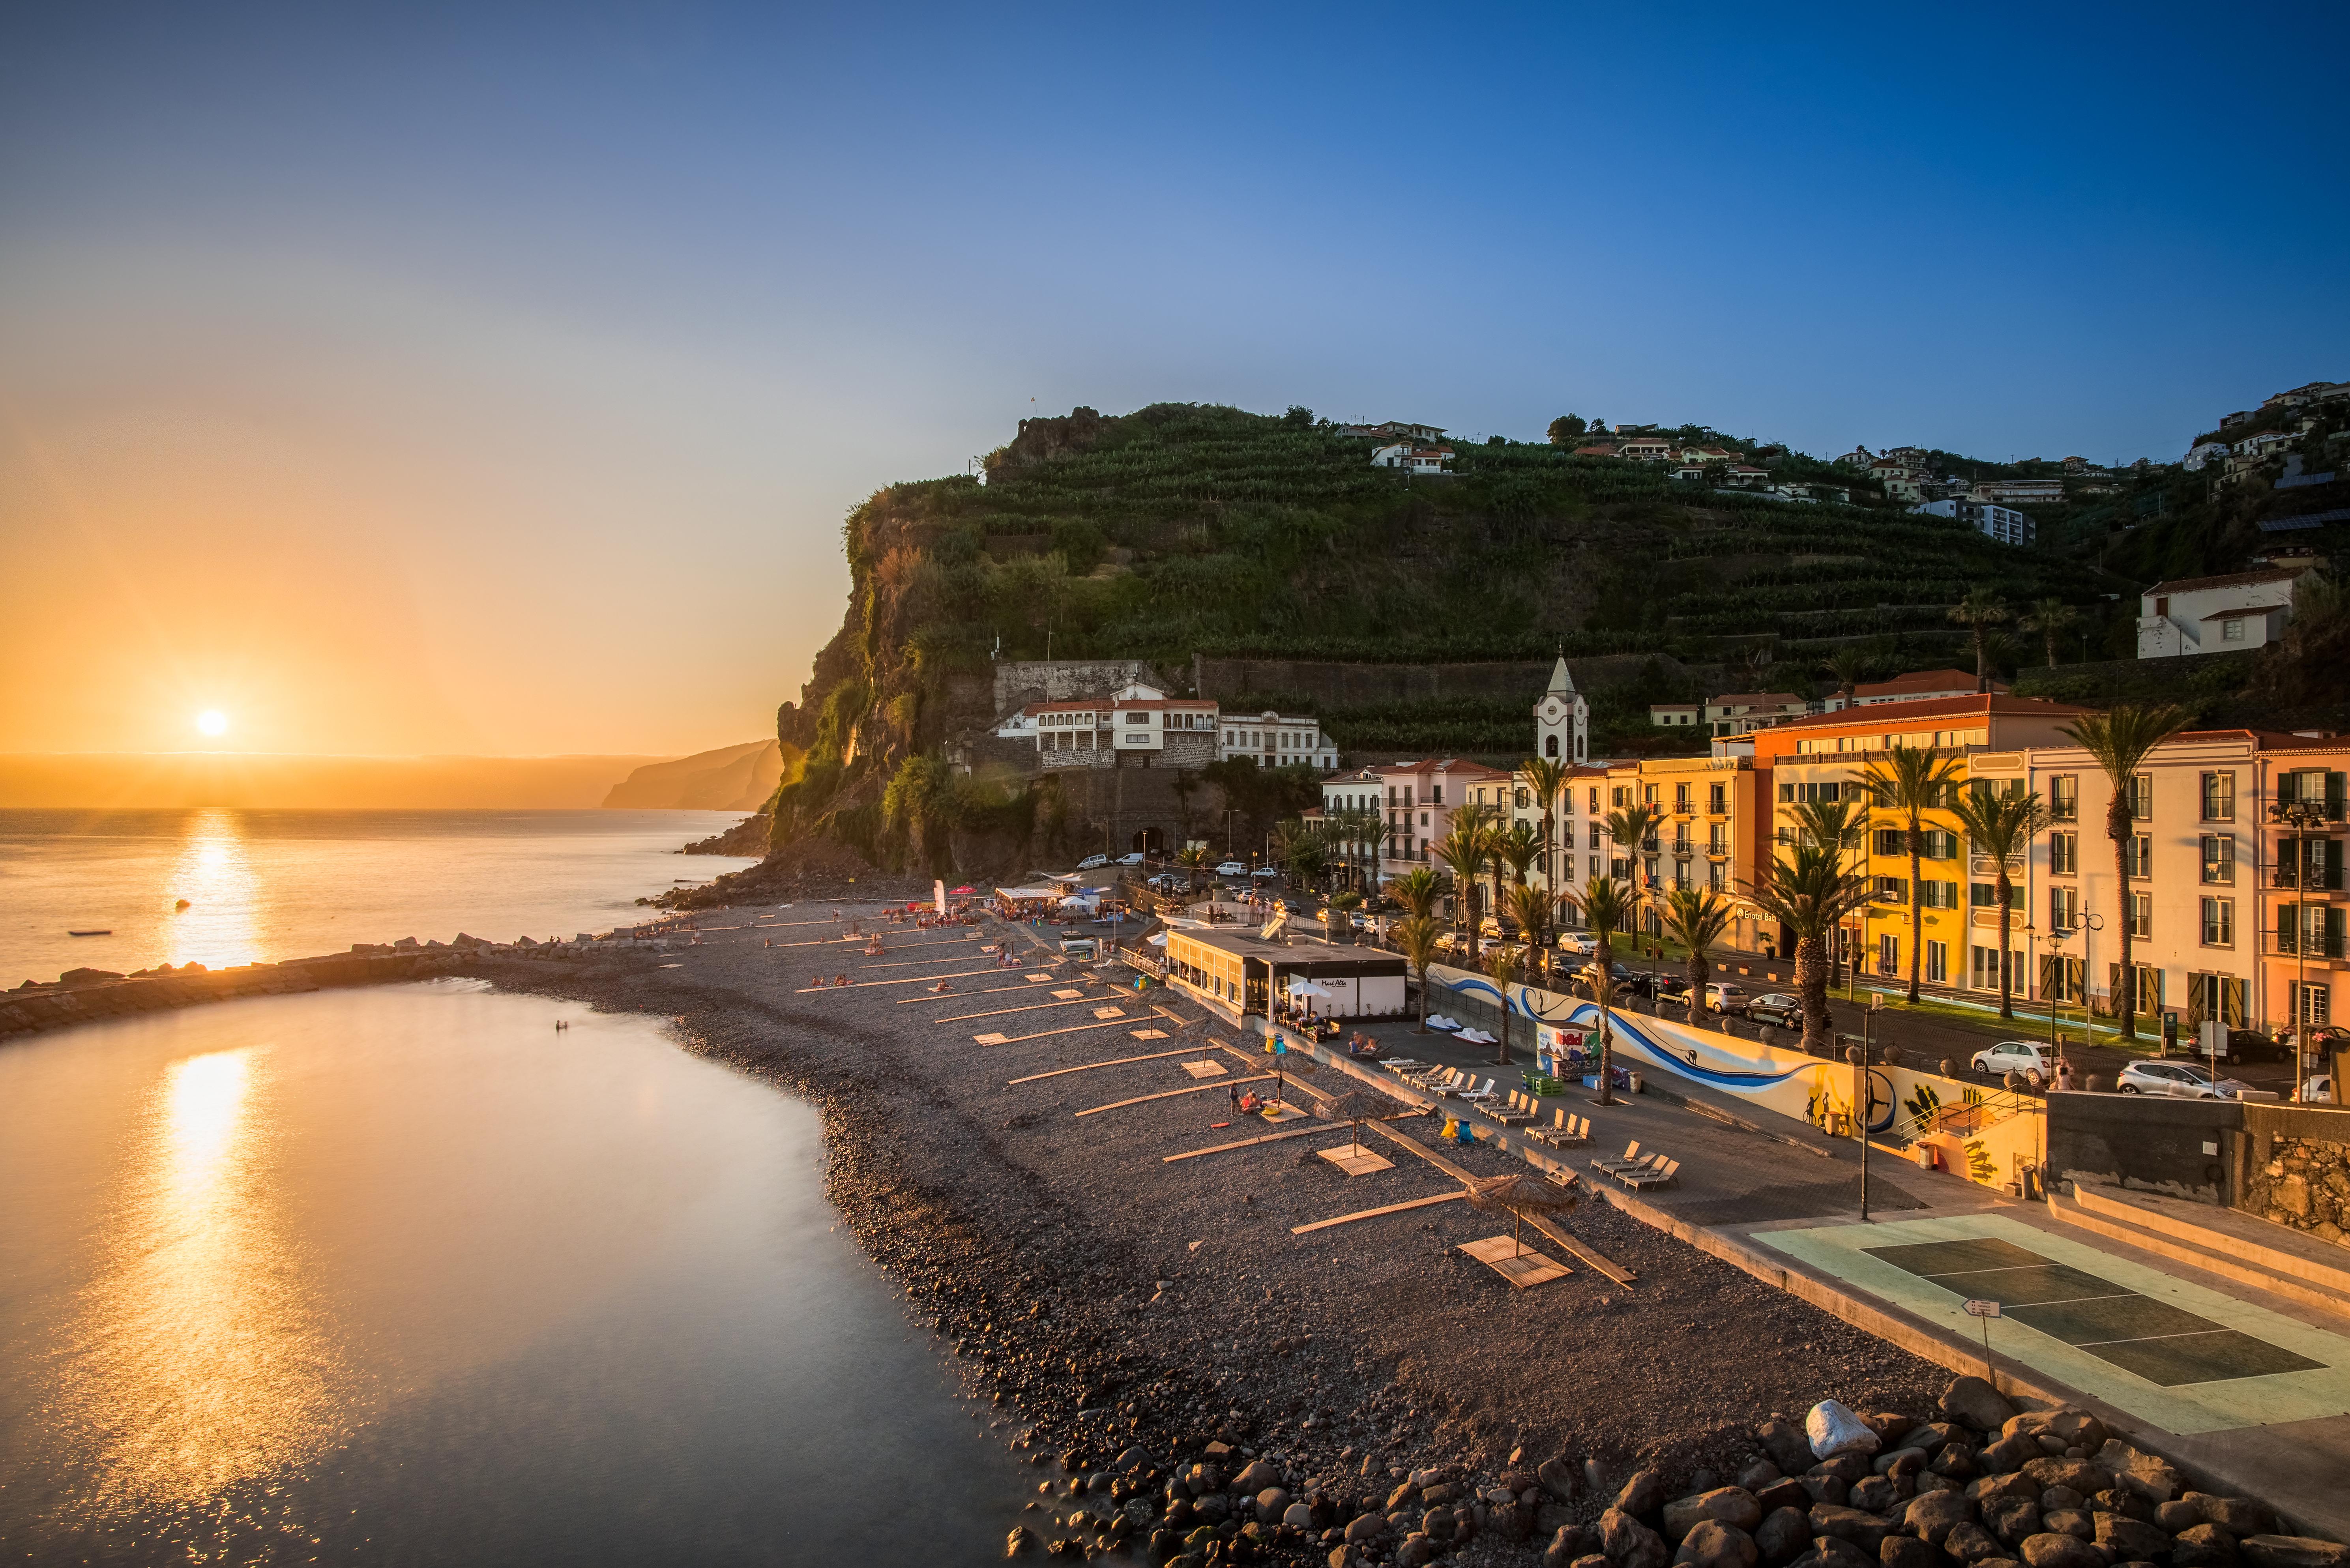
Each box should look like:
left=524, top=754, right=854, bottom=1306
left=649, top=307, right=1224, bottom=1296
left=1161, top=927, right=1406, bottom=1022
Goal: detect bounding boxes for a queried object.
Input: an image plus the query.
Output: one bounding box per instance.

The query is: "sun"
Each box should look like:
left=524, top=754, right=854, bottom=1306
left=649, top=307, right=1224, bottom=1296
left=195, top=710, right=229, bottom=737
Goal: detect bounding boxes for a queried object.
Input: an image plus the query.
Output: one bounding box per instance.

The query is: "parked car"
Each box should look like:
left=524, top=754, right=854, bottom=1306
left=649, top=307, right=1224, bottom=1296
left=1250, top=865, right=1282, bottom=881
left=1076, top=854, right=1109, bottom=870
left=1970, top=1040, right=2055, bottom=1087
left=1215, top=861, right=1247, bottom=877
left=1114, top=851, right=1147, bottom=867
left=2202, top=1027, right=2286, bottom=1063
left=2118, top=1059, right=2250, bottom=1099
left=1703, top=982, right=1751, bottom=1015
left=1556, top=932, right=1598, bottom=956
left=1575, top=962, right=1654, bottom=999
left=2117, top=1059, right=2238, bottom=1098
left=1146, top=874, right=1189, bottom=894
left=1747, top=993, right=1805, bottom=1027
left=2303, top=1074, right=2337, bottom=1105
left=1654, top=977, right=1693, bottom=1006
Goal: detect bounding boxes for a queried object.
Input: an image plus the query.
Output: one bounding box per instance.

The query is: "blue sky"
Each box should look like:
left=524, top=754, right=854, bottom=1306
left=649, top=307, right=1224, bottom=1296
left=3, top=2, right=2344, bottom=755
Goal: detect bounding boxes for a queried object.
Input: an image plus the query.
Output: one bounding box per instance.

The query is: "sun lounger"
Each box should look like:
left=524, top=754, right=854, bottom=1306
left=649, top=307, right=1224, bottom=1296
left=1620, top=1157, right=1681, bottom=1191
left=1485, top=1089, right=1537, bottom=1126
left=1458, top=1078, right=1498, bottom=1103
left=1590, top=1140, right=1644, bottom=1175
left=1534, top=1111, right=1592, bottom=1148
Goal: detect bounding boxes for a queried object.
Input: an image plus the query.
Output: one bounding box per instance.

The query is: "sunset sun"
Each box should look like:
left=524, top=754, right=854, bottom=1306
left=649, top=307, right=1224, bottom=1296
left=195, top=710, right=229, bottom=737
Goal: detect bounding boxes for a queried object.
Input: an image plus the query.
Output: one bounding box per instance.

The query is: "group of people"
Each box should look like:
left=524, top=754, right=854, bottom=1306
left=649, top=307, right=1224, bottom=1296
left=809, top=972, right=852, bottom=988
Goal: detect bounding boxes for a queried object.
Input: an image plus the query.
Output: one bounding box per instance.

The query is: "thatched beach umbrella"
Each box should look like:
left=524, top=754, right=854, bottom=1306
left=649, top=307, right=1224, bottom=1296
left=1464, top=1170, right=1582, bottom=1257
left=1313, top=1087, right=1395, bottom=1153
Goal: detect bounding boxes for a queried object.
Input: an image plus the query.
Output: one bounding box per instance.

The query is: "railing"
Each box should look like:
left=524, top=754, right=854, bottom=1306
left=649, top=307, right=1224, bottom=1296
left=1883, top=1083, right=2039, bottom=1148
left=1969, top=854, right=2024, bottom=877
left=2271, top=865, right=2346, bottom=891
left=2265, top=931, right=2348, bottom=959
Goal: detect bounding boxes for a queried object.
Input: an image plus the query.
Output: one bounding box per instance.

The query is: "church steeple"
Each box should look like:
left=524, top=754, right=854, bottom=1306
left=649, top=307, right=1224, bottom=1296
left=1533, top=653, right=1588, bottom=763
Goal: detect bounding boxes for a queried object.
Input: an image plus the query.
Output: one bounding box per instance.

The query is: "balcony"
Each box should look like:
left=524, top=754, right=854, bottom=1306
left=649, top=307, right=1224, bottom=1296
left=2271, top=865, right=2347, bottom=891
left=2265, top=931, right=2348, bottom=960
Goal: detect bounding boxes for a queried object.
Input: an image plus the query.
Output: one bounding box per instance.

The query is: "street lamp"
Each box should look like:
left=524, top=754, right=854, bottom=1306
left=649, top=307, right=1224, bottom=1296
left=1841, top=994, right=1897, bottom=1222
left=2270, top=798, right=2328, bottom=1098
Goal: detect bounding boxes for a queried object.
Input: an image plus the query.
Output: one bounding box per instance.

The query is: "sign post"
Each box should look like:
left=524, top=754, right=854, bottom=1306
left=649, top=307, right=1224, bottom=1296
left=1964, top=1298, right=2002, bottom=1375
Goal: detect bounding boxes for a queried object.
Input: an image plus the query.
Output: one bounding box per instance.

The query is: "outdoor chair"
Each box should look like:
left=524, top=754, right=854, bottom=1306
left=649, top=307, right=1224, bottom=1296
left=1590, top=1141, right=1644, bottom=1175
left=1620, top=1157, right=1681, bottom=1191
left=1460, top=1078, right=1498, bottom=1102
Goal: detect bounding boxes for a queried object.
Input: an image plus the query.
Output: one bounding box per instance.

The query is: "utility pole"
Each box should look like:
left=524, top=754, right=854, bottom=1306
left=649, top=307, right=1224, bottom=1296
left=1841, top=993, right=1889, bottom=1221
left=2271, top=796, right=2326, bottom=1096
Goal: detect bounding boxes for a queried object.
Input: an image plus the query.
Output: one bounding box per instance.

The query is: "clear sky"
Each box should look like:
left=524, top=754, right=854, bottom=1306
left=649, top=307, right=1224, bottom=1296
left=4, top=2, right=2344, bottom=760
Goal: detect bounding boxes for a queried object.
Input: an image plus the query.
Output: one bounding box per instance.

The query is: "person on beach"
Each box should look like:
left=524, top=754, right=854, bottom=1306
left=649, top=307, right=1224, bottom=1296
left=834, top=972, right=848, bottom=988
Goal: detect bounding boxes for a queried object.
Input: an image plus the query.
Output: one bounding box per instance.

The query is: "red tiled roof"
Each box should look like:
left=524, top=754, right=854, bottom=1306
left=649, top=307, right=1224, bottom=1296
left=2146, top=567, right=2310, bottom=595
left=1853, top=668, right=1998, bottom=698
left=1708, top=692, right=1805, bottom=708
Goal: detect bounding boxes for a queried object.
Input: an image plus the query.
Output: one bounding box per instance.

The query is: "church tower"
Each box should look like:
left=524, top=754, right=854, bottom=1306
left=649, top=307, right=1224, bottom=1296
left=1533, top=656, right=1588, bottom=764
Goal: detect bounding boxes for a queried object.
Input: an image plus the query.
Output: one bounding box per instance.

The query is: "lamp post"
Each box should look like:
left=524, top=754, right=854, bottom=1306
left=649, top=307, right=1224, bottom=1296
left=2270, top=798, right=2327, bottom=1098
left=1841, top=992, right=1889, bottom=1222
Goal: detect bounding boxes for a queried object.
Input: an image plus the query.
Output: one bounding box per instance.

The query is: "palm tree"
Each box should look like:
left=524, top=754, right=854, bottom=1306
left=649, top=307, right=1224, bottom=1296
left=1520, top=755, right=1574, bottom=895
left=1483, top=944, right=1522, bottom=1065
left=1504, top=880, right=1553, bottom=989
left=1571, top=874, right=1635, bottom=1106
left=1948, top=586, right=2010, bottom=692
left=2060, top=704, right=2192, bottom=1040
left=1390, top=865, right=1441, bottom=922
left=1861, top=743, right=1967, bottom=1004
left=1741, top=802, right=1876, bottom=1059
left=1434, top=813, right=1493, bottom=962
left=1174, top=844, right=1211, bottom=895
left=1602, top=802, right=1663, bottom=951
left=1396, top=916, right=1442, bottom=1034
left=1497, top=820, right=1541, bottom=890
left=2024, top=598, right=2078, bottom=669
left=1352, top=810, right=1391, bottom=895
left=1949, top=786, right=2051, bottom=1020
left=1660, top=888, right=1737, bottom=1027
left=1821, top=646, right=1868, bottom=707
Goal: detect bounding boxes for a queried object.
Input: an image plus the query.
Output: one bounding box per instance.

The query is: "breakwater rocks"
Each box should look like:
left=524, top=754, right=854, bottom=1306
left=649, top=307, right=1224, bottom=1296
left=1, top=932, right=682, bottom=1043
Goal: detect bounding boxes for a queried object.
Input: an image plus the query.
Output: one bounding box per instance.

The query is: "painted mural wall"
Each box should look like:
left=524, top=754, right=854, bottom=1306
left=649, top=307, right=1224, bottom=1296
left=1424, top=962, right=2045, bottom=1190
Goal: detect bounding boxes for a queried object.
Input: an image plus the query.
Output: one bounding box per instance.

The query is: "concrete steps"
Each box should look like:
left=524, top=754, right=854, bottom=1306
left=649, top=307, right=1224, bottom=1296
left=2045, top=1180, right=2350, bottom=1323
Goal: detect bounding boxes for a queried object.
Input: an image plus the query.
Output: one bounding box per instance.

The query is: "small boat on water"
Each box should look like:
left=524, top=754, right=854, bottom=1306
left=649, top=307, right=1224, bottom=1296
left=69, top=929, right=113, bottom=937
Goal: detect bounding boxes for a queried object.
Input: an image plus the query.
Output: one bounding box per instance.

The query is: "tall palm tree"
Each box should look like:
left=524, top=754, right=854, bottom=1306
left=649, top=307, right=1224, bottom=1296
left=1483, top=944, right=1522, bottom=1065
left=1741, top=804, right=1876, bottom=1059
left=1519, top=755, right=1574, bottom=895
left=1861, top=743, right=1967, bottom=1004
left=1785, top=796, right=1865, bottom=988
left=1602, top=802, right=1663, bottom=951
left=1174, top=844, right=1211, bottom=895
left=1949, top=786, right=2051, bottom=1020
left=1390, top=865, right=1441, bottom=922
left=1396, top=915, right=1442, bottom=1034
left=1571, top=874, right=1635, bottom=1106
left=1353, top=810, right=1391, bottom=895
left=1504, top=880, right=1553, bottom=989
left=1948, top=586, right=2011, bottom=692
left=2024, top=598, right=2078, bottom=669
left=2060, top=704, right=2192, bottom=1040
left=1660, top=888, right=1738, bottom=1028
left=1434, top=812, right=1493, bottom=962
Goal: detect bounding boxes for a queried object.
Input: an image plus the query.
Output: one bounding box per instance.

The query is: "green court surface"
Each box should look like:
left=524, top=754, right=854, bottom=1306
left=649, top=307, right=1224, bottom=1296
left=1758, top=1214, right=2350, bottom=1435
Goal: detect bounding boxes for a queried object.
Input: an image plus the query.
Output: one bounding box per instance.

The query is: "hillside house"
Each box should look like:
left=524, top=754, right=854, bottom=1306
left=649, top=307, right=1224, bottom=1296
left=1835, top=447, right=1875, bottom=469
left=1912, top=497, right=2036, bottom=546
left=1371, top=443, right=1455, bottom=474
left=1970, top=478, right=2064, bottom=507
left=2137, top=568, right=2312, bottom=659
left=1703, top=692, right=1808, bottom=736
left=1025, top=682, right=1219, bottom=770
left=1348, top=420, right=1447, bottom=443
left=2183, top=441, right=2231, bottom=472
left=1219, top=711, right=1336, bottom=770
left=1618, top=436, right=1675, bottom=462
left=1573, top=443, right=1620, bottom=458
left=1721, top=464, right=1773, bottom=488
left=1650, top=703, right=1701, bottom=728
left=1853, top=668, right=2005, bottom=705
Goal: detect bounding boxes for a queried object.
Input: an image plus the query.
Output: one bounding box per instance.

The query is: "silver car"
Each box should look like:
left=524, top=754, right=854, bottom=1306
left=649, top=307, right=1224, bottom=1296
left=1971, top=1040, right=2054, bottom=1088
left=2116, top=1060, right=2246, bottom=1099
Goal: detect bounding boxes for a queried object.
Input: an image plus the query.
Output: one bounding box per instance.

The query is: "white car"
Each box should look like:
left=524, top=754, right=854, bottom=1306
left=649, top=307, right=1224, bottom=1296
left=1250, top=866, right=1281, bottom=880
left=1972, top=1040, right=2054, bottom=1087
left=2304, top=1074, right=2337, bottom=1105
left=1215, top=861, right=1247, bottom=878
left=1115, top=852, right=1147, bottom=866
left=1076, top=854, right=1109, bottom=870
left=1556, top=932, right=1598, bottom=956
left=1704, top=983, right=1749, bottom=1014
left=2118, top=1060, right=2247, bottom=1099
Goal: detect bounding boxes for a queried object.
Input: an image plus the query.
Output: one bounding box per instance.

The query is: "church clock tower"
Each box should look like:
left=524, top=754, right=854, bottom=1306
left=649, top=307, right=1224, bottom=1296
left=1533, top=656, right=1588, bottom=763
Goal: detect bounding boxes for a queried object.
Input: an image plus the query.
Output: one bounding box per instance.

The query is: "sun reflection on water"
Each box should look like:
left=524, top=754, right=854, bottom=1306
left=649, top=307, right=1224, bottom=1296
left=168, top=808, right=262, bottom=969
left=45, top=1046, right=360, bottom=1519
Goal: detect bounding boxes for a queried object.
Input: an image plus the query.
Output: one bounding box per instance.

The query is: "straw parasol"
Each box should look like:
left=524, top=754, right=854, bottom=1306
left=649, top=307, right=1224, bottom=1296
left=1464, top=1170, right=1582, bottom=1257
left=1313, top=1087, right=1395, bottom=1153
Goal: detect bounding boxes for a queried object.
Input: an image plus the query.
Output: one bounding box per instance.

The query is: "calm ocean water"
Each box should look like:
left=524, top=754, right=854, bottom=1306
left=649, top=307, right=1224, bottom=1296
left=0, top=982, right=1028, bottom=1564
left=0, top=808, right=760, bottom=982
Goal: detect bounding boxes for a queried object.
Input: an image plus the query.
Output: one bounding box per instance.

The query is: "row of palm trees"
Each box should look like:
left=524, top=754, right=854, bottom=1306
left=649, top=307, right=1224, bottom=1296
left=1290, top=700, right=2189, bottom=1074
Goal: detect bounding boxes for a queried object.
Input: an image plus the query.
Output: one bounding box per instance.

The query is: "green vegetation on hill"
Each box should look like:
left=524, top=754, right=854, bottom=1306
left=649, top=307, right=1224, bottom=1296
left=765, top=402, right=2133, bottom=867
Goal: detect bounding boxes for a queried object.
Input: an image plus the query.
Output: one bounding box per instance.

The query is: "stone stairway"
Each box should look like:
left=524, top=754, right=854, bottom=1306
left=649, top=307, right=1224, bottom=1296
left=2045, top=1179, right=2350, bottom=1323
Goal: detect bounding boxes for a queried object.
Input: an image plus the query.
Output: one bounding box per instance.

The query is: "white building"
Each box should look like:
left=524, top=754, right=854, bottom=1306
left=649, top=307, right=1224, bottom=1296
left=1913, top=498, right=2037, bottom=546
left=2136, top=568, right=2311, bottom=659
left=2183, top=441, right=2231, bottom=472
left=1371, top=443, right=1455, bottom=474
left=1219, top=711, right=1336, bottom=769
left=1650, top=702, right=1701, bottom=728
left=1534, top=657, right=1590, bottom=763
left=1702, top=692, right=1807, bottom=737
left=1022, top=681, right=1218, bottom=769
left=1971, top=478, right=2064, bottom=507
left=1851, top=668, right=2004, bottom=705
